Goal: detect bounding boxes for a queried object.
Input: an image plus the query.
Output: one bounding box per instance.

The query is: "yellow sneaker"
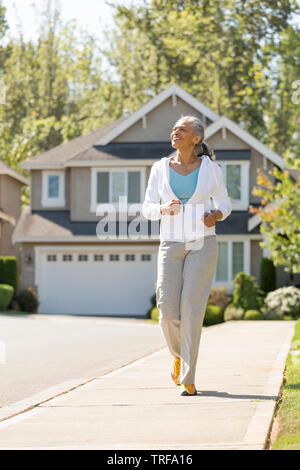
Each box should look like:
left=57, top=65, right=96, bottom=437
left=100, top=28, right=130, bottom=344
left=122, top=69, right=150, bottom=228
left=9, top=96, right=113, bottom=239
left=171, top=356, right=181, bottom=386
left=180, top=384, right=197, bottom=396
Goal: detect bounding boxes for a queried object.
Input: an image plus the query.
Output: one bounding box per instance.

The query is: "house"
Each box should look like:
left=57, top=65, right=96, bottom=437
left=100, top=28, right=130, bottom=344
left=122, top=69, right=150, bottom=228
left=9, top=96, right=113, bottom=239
left=0, top=160, right=28, bottom=257
left=12, top=83, right=300, bottom=316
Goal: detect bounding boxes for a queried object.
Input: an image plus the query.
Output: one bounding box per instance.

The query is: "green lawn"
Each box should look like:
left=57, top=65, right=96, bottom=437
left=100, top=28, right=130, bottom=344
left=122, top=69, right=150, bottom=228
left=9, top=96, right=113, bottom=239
left=269, top=319, right=300, bottom=450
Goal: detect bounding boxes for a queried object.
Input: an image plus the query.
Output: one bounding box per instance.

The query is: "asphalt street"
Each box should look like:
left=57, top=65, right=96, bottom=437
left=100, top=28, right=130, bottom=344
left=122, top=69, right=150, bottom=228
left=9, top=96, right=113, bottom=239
left=0, top=313, right=165, bottom=408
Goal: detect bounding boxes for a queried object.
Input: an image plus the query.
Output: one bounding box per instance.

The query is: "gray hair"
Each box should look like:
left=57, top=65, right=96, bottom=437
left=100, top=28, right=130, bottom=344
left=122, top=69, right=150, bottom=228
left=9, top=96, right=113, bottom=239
left=174, top=115, right=216, bottom=160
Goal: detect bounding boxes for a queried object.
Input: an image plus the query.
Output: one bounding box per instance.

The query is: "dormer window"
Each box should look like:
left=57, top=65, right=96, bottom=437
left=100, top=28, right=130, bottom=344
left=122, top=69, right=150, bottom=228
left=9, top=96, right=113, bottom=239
left=42, top=171, right=65, bottom=207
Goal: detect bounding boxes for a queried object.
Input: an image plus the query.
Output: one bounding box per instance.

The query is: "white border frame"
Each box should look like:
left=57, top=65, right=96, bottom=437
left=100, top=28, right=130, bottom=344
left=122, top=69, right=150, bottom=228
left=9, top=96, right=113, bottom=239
left=217, top=160, right=250, bottom=211
left=90, top=166, right=146, bottom=213
left=41, top=170, right=65, bottom=207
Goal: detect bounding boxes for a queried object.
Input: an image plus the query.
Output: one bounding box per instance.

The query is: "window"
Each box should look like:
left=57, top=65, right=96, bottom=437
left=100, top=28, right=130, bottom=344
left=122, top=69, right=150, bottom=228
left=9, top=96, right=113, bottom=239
left=42, top=171, right=65, bottom=207
left=226, top=165, right=241, bottom=200
left=215, top=240, right=249, bottom=286
left=141, top=254, right=151, bottom=261
left=78, top=254, right=88, bottom=261
left=110, top=254, right=119, bottom=261
left=94, top=254, right=104, bottom=261
left=91, top=168, right=145, bottom=213
left=62, top=254, right=72, bottom=262
left=47, top=254, right=57, bottom=262
left=125, top=254, right=135, bottom=261
left=216, top=161, right=249, bottom=210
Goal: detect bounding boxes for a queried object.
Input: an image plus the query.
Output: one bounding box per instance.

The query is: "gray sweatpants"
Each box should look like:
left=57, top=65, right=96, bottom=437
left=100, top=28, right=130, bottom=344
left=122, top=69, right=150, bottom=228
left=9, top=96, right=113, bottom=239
left=156, top=235, right=218, bottom=385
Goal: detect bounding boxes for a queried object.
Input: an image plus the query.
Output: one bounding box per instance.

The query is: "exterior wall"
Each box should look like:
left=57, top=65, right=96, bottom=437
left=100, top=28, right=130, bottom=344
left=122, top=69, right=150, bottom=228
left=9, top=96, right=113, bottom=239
left=0, top=174, right=23, bottom=256
left=30, top=169, right=70, bottom=211
left=114, top=96, right=213, bottom=142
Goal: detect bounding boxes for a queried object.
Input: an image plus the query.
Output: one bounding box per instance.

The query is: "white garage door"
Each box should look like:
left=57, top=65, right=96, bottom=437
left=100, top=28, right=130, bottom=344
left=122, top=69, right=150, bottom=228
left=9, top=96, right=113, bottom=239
left=36, top=247, right=158, bottom=315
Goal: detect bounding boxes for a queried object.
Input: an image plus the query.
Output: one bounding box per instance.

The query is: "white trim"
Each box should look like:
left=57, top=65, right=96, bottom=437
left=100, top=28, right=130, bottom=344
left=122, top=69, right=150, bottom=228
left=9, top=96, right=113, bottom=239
left=13, top=236, right=160, bottom=244
left=217, top=160, right=250, bottom=211
left=0, top=211, right=16, bottom=225
left=248, top=212, right=262, bottom=231
left=13, top=233, right=263, bottom=244
left=205, top=116, right=285, bottom=170
left=90, top=166, right=146, bottom=213
left=34, top=244, right=158, bottom=286
left=0, top=168, right=29, bottom=185
left=41, top=171, right=65, bottom=207
left=21, top=162, right=65, bottom=170
left=95, top=83, right=220, bottom=145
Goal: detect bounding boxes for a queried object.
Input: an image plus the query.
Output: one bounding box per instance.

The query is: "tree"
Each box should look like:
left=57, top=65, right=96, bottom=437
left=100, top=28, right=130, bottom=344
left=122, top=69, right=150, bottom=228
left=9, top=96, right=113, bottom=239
left=249, top=154, right=300, bottom=277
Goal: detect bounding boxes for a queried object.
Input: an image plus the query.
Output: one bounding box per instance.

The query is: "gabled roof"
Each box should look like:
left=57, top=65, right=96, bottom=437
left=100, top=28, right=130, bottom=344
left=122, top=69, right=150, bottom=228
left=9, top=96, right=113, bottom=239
left=21, top=117, right=127, bottom=170
left=94, top=83, right=220, bottom=146
left=0, top=160, right=29, bottom=185
left=205, top=116, right=285, bottom=169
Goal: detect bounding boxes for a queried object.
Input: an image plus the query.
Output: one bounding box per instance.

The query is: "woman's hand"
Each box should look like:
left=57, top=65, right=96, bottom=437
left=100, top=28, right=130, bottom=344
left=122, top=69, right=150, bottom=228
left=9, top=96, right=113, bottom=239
left=160, top=199, right=183, bottom=216
left=203, top=211, right=217, bottom=227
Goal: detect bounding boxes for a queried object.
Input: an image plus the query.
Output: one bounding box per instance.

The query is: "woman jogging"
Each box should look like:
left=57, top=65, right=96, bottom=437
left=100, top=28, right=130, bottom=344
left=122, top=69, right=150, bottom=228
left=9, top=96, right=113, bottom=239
left=142, top=115, right=232, bottom=396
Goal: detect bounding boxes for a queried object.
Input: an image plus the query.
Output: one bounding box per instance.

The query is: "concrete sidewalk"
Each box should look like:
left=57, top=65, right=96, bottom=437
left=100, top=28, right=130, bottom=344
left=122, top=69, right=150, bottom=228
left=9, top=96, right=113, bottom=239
left=0, top=320, right=295, bottom=450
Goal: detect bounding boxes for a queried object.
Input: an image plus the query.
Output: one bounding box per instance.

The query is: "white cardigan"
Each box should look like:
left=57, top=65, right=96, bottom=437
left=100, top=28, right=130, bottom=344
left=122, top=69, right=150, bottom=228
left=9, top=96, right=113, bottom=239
left=142, top=155, right=232, bottom=242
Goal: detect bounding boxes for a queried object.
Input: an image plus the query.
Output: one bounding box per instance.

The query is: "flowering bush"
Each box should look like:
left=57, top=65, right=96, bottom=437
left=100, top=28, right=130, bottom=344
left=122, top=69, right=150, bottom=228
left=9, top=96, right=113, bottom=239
left=263, top=286, right=300, bottom=319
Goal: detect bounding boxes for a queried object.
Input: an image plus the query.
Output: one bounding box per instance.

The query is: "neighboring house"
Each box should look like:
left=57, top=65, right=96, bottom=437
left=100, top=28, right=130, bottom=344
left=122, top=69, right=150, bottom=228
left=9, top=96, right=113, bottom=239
left=0, top=160, right=28, bottom=257
left=12, top=83, right=300, bottom=316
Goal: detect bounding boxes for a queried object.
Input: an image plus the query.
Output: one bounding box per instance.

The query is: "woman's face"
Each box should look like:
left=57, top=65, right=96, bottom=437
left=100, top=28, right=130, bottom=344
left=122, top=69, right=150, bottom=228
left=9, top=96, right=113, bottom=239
left=170, top=120, right=201, bottom=150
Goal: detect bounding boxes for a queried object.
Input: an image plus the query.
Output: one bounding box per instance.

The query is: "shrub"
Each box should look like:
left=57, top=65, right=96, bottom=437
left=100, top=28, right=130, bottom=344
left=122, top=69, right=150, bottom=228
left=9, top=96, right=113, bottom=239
left=207, top=287, right=231, bottom=310
left=232, top=272, right=262, bottom=311
left=146, top=292, right=157, bottom=318
left=0, top=284, right=14, bottom=310
left=150, top=307, right=159, bottom=322
left=16, top=287, right=39, bottom=313
left=204, top=304, right=224, bottom=326
left=263, top=286, right=300, bottom=319
left=0, top=256, right=18, bottom=292
left=259, top=257, right=276, bottom=294
left=224, top=302, right=244, bottom=321
left=244, top=309, right=263, bottom=320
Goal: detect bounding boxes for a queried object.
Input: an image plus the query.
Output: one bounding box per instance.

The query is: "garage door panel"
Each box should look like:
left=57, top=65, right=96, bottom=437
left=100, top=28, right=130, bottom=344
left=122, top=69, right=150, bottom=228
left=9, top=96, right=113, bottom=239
left=38, top=249, right=157, bottom=315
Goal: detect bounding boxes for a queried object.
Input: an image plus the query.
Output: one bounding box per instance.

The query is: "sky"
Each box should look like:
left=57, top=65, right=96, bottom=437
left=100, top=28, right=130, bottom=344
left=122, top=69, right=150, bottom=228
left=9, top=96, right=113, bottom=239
left=2, top=0, right=139, bottom=43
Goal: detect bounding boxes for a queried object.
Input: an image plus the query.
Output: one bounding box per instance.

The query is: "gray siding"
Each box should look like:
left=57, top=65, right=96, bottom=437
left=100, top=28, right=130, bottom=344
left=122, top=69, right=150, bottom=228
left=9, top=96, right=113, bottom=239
left=114, top=96, right=213, bottom=142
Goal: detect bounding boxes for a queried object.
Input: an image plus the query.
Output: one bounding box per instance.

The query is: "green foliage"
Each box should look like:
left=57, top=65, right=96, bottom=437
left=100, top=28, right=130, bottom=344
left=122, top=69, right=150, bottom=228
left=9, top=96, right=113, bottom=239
left=244, top=310, right=263, bottom=320
left=16, top=287, right=39, bottom=313
left=204, top=305, right=224, bottom=326
left=150, top=307, right=159, bottom=322
left=224, top=303, right=244, bottom=321
left=259, top=257, right=276, bottom=294
left=232, top=272, right=262, bottom=311
left=0, top=284, right=14, bottom=310
left=0, top=256, right=18, bottom=291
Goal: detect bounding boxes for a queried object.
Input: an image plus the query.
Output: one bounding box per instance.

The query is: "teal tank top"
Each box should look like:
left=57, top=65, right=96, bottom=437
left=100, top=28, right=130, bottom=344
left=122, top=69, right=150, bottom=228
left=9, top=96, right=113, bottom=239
left=169, top=165, right=200, bottom=205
